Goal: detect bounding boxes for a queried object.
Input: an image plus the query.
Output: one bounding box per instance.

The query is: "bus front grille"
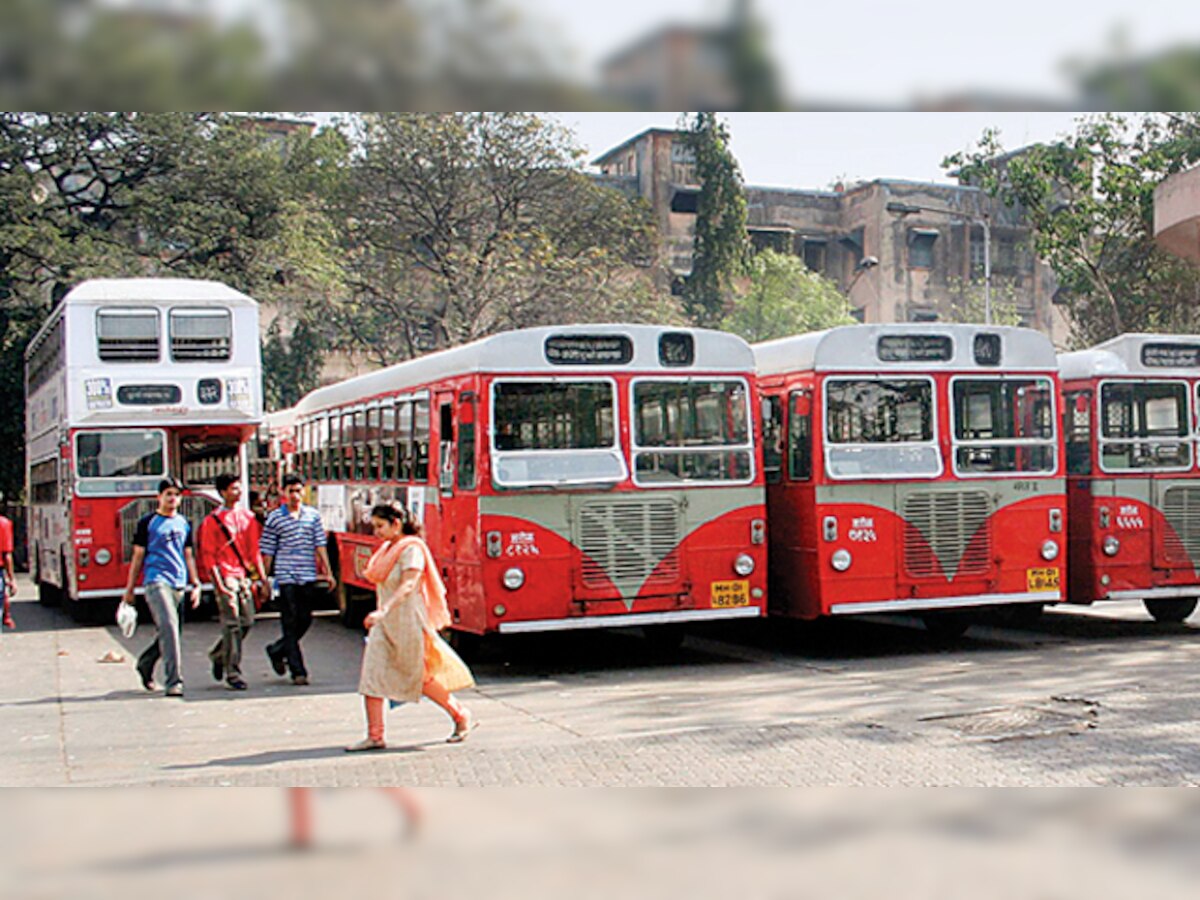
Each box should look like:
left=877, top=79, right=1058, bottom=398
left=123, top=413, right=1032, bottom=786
left=119, top=495, right=218, bottom=563
left=576, top=498, right=681, bottom=590
left=1162, top=486, right=1200, bottom=566
left=903, top=490, right=992, bottom=580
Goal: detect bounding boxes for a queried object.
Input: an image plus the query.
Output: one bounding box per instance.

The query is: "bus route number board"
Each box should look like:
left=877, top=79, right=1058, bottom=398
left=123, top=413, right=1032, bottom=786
left=711, top=580, right=750, bottom=608
left=1026, top=567, right=1060, bottom=592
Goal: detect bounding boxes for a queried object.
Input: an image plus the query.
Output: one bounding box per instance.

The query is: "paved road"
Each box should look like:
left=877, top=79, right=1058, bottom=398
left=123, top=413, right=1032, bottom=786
left=3, top=573, right=1200, bottom=786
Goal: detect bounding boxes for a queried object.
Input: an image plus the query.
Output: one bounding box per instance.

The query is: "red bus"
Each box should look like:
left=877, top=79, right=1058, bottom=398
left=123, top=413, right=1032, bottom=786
left=754, top=324, right=1065, bottom=636
left=282, top=324, right=767, bottom=641
left=1059, top=334, right=1200, bottom=622
left=24, top=278, right=263, bottom=620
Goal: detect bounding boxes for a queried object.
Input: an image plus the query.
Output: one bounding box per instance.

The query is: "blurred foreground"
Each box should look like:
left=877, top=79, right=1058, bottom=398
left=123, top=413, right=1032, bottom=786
left=3, top=789, right=1200, bottom=899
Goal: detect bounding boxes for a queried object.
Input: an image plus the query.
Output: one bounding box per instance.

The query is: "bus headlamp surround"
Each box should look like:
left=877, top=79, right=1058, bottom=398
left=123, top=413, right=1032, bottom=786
left=1040, top=540, right=1059, bottom=561
left=94, top=548, right=112, bottom=565
left=734, top=554, right=755, bottom=576
left=831, top=549, right=852, bottom=572
left=1103, top=536, right=1121, bottom=557
left=503, top=567, right=525, bottom=590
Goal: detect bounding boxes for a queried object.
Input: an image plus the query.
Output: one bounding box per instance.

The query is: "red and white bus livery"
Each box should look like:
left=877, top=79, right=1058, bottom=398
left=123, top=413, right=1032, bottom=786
left=1059, top=334, right=1200, bottom=622
left=25, top=278, right=262, bottom=618
left=754, top=324, right=1065, bottom=632
left=284, top=324, right=767, bottom=637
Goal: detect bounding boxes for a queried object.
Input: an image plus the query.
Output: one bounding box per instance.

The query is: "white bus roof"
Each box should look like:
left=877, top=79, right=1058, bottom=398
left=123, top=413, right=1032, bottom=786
left=754, top=323, right=1058, bottom=375
left=62, top=277, right=258, bottom=307
left=292, top=324, right=754, bottom=417
left=1058, top=333, right=1200, bottom=380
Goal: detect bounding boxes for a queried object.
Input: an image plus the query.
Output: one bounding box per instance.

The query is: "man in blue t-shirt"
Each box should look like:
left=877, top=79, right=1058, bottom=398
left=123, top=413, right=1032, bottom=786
left=121, top=478, right=202, bottom=697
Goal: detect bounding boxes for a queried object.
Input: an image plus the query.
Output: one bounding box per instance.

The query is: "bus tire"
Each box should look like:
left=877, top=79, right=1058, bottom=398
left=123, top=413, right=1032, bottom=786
left=447, top=629, right=483, bottom=661
left=642, top=624, right=686, bottom=653
left=336, top=580, right=371, bottom=629
left=1006, top=603, right=1045, bottom=627
left=922, top=613, right=971, bottom=640
left=1144, top=597, right=1197, bottom=624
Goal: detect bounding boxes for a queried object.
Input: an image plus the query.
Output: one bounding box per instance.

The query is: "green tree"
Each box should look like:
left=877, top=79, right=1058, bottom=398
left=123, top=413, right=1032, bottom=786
left=722, top=249, right=854, bottom=343
left=334, top=112, right=673, bottom=365
left=944, top=114, right=1200, bottom=347
left=943, top=276, right=1024, bottom=327
left=0, top=113, right=347, bottom=497
left=723, top=0, right=785, bottom=111
left=682, top=112, right=748, bottom=328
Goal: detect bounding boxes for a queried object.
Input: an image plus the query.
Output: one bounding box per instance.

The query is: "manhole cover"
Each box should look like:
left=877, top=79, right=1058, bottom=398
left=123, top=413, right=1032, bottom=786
left=920, top=704, right=1098, bottom=741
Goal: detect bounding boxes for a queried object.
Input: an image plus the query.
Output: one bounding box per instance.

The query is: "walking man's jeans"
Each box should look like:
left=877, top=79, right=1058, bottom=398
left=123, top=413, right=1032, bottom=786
left=268, top=582, right=318, bottom=678
left=139, top=582, right=184, bottom=689
left=208, top=577, right=255, bottom=681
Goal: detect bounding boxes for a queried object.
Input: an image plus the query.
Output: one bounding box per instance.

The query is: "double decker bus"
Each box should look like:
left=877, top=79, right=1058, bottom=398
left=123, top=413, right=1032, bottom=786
left=285, top=324, right=767, bottom=640
left=754, top=324, right=1065, bottom=635
left=1059, top=334, right=1200, bottom=623
left=24, top=278, right=263, bottom=619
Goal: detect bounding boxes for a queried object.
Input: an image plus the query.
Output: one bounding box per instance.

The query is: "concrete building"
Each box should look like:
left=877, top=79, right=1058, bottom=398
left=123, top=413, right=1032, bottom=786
left=594, top=128, right=1069, bottom=347
left=1154, top=165, right=1200, bottom=264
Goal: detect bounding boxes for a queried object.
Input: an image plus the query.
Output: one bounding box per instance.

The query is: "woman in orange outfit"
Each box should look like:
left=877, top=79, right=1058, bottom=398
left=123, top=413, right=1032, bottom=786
left=346, top=503, right=476, bottom=752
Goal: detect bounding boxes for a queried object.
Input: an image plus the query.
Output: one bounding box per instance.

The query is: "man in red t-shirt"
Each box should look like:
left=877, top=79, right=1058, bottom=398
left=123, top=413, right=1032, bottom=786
left=0, top=511, right=15, bottom=629
left=196, top=474, right=265, bottom=690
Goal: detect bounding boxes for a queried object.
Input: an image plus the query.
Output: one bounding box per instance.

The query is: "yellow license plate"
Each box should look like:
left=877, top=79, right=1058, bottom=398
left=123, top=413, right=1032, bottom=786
left=711, top=580, right=750, bottom=608
left=1026, top=567, right=1060, bottom=592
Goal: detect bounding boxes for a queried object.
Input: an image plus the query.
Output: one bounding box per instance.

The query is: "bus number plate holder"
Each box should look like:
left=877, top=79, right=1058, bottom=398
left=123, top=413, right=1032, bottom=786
left=1026, top=568, right=1060, bottom=592
left=711, top=580, right=750, bottom=608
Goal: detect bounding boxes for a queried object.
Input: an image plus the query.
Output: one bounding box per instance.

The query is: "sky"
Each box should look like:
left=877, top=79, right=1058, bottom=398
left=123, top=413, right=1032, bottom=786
left=556, top=112, right=1087, bottom=190
left=518, top=0, right=1199, bottom=105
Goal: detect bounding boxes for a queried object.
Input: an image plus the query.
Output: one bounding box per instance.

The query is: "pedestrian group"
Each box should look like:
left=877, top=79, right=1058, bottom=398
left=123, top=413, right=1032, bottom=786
left=119, top=474, right=477, bottom=748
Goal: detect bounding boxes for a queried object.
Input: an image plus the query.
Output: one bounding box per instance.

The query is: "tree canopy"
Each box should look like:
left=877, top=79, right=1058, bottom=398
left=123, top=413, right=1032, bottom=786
left=722, top=249, right=854, bottom=343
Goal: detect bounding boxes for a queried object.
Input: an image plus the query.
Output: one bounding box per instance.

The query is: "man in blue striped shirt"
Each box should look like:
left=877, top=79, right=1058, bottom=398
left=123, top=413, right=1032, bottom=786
left=260, top=475, right=333, bottom=685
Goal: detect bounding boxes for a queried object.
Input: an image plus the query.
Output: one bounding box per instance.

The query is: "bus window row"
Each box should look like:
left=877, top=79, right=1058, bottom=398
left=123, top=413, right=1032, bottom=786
left=293, top=399, right=432, bottom=485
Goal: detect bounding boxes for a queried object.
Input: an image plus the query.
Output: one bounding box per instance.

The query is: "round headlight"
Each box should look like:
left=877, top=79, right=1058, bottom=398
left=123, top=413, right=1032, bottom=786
left=1040, top=540, right=1059, bottom=561
left=94, top=548, right=112, bottom=565
left=502, top=567, right=525, bottom=590
left=831, top=549, right=852, bottom=572
left=733, top=553, right=755, bottom=576
left=1103, top=536, right=1121, bottom=557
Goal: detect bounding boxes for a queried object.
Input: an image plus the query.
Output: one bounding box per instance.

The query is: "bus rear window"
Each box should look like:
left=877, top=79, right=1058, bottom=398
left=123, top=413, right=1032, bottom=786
left=824, top=378, right=940, bottom=479
left=952, top=378, right=1057, bottom=475
left=75, top=430, right=167, bottom=494
left=1099, top=381, right=1191, bottom=471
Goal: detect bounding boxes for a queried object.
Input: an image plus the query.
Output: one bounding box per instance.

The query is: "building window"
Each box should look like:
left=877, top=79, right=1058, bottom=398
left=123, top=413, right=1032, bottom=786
left=801, top=238, right=827, bottom=273
left=969, top=229, right=986, bottom=275
left=670, top=188, right=699, bottom=214
left=908, top=229, right=938, bottom=269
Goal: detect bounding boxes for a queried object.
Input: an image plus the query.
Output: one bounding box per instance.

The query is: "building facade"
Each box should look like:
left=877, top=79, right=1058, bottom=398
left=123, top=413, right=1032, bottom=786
left=594, top=128, right=1070, bottom=347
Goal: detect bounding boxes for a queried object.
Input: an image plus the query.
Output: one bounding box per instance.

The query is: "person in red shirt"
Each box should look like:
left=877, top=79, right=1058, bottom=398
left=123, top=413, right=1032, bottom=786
left=0, top=510, right=15, bottom=630
left=196, top=474, right=266, bottom=690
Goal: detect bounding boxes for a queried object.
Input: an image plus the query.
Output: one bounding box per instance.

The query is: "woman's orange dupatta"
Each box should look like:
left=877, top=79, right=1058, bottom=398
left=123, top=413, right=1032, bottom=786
left=363, top=536, right=451, bottom=631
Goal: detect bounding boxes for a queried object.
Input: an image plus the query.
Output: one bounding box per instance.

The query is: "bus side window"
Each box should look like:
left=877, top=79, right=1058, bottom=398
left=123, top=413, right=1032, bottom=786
left=380, top=402, right=397, bottom=481
left=1064, top=391, right=1092, bottom=475
left=457, top=396, right=477, bottom=490
left=788, top=390, right=812, bottom=481
left=413, top=399, right=430, bottom=482
left=397, top=401, right=413, bottom=482
left=762, top=395, right=783, bottom=484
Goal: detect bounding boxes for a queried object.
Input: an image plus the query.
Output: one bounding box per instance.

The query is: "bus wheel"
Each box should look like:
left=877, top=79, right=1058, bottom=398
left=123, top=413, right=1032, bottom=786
left=447, top=629, right=483, bottom=661
left=37, top=578, right=62, bottom=606
left=336, top=581, right=371, bottom=629
left=921, top=613, right=971, bottom=640
left=1144, top=598, right=1198, bottom=624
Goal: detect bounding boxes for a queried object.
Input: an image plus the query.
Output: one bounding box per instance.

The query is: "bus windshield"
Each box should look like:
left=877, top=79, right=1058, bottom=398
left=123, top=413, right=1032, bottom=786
left=491, top=380, right=625, bottom=486
left=952, top=377, right=1057, bottom=474
left=824, top=378, right=940, bottom=478
left=75, top=430, right=167, bottom=495
left=632, top=379, right=753, bottom=484
left=1100, top=381, right=1191, bottom=471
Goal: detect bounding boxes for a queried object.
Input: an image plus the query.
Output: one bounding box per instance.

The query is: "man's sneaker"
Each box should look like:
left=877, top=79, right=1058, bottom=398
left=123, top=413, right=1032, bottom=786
left=2, top=614, right=14, bottom=629
left=226, top=676, right=248, bottom=691
left=267, top=646, right=287, bottom=676
left=165, top=684, right=184, bottom=697
left=211, top=656, right=224, bottom=682
left=137, top=661, right=158, bottom=692
left=292, top=675, right=309, bottom=686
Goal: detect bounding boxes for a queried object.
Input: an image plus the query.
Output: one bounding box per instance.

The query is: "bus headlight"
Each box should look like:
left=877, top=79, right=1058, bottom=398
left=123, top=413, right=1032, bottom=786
left=1103, top=536, right=1121, bottom=557
left=503, top=567, right=525, bottom=590
left=734, top=554, right=755, bottom=576
left=1040, top=540, right=1059, bottom=561
left=94, top=549, right=112, bottom=565
left=831, top=549, right=852, bottom=572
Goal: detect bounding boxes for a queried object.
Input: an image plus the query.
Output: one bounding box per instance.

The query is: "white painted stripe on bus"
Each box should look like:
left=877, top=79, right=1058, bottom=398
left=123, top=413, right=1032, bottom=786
left=1104, top=587, right=1200, bottom=601
left=496, top=606, right=763, bottom=633
left=829, top=591, right=1061, bottom=615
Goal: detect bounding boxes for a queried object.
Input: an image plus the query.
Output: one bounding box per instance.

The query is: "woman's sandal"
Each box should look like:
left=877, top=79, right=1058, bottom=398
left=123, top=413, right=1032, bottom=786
left=345, top=738, right=386, bottom=753
left=447, top=711, right=478, bottom=744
